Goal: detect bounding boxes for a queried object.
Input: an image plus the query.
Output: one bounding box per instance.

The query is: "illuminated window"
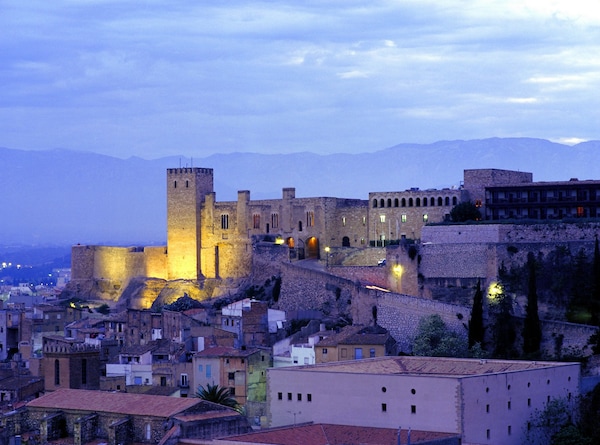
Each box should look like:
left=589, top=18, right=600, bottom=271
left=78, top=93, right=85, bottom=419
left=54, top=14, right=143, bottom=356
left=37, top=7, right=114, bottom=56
left=401, top=214, right=407, bottom=223
left=253, top=214, right=260, bottom=229
left=475, top=199, right=482, bottom=208
left=380, top=215, right=386, bottom=223
left=423, top=214, right=428, bottom=222
left=362, top=216, right=366, bottom=225
left=342, top=216, right=346, bottom=226
left=221, top=214, right=229, bottom=229
left=271, top=213, right=279, bottom=228
left=306, top=211, right=314, bottom=227
left=577, top=206, right=584, bottom=217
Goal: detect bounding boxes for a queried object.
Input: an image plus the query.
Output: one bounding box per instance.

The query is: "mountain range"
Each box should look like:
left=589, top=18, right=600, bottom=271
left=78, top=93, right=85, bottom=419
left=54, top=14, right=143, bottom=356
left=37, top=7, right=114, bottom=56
left=1, top=137, right=599, bottom=247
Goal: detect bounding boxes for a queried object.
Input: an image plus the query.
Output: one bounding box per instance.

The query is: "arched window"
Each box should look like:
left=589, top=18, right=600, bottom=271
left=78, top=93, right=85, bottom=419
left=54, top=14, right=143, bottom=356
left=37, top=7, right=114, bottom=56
left=380, top=198, right=385, bottom=208
left=453, top=197, right=458, bottom=205
left=423, top=197, right=428, bottom=206
left=445, top=197, right=450, bottom=206
left=438, top=197, right=443, bottom=206
left=408, top=198, right=414, bottom=207
left=416, top=198, right=421, bottom=207
left=342, top=236, right=351, bottom=247
left=394, top=198, right=399, bottom=207
left=387, top=198, right=392, bottom=207
left=173, top=181, right=177, bottom=188
left=401, top=198, right=406, bottom=207
left=373, top=199, right=378, bottom=208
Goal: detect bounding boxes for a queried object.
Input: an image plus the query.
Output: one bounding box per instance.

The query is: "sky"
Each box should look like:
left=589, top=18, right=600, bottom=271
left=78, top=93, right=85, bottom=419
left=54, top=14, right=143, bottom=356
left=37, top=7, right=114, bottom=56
left=2, top=0, right=599, bottom=159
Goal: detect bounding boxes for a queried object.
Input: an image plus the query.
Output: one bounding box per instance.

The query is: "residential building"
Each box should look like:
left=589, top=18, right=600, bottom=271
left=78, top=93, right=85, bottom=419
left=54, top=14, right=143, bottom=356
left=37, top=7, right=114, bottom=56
left=267, top=356, right=580, bottom=445
left=41, top=336, right=101, bottom=391
left=10, top=388, right=251, bottom=444
left=314, top=325, right=394, bottom=363
left=193, top=346, right=272, bottom=423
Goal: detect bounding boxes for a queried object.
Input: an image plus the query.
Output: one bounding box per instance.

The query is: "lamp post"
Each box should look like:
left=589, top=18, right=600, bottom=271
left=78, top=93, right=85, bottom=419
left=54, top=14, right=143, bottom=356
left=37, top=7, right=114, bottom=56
left=324, top=246, right=330, bottom=268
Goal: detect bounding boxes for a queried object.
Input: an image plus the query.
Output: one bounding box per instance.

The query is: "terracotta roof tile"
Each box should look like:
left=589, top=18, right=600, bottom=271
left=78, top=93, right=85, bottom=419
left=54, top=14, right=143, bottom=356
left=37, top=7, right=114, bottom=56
left=289, top=356, right=576, bottom=377
left=27, top=389, right=203, bottom=418
left=221, top=424, right=457, bottom=444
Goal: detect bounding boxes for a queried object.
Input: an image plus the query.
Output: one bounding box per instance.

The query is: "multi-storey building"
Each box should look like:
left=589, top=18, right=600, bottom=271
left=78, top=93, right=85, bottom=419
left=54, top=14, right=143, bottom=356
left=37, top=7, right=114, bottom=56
left=193, top=346, right=272, bottom=423
left=267, top=356, right=580, bottom=445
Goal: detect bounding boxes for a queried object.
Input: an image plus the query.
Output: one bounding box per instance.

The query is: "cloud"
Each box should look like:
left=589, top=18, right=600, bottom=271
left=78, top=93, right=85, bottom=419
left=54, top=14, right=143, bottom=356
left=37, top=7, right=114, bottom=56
left=0, top=0, right=598, bottom=158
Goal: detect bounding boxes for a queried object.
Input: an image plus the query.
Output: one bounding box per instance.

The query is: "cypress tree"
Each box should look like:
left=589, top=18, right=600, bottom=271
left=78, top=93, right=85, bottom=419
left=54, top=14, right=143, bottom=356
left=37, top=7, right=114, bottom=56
left=468, top=279, right=485, bottom=348
left=523, top=252, right=542, bottom=355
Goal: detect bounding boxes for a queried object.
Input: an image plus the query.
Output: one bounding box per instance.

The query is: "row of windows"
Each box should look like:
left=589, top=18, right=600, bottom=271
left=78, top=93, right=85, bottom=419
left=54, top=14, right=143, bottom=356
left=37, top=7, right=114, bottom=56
left=220, top=213, right=283, bottom=230
left=373, top=196, right=458, bottom=208
left=278, top=392, right=313, bottom=402
left=381, top=403, right=416, bottom=414
left=379, top=214, right=429, bottom=224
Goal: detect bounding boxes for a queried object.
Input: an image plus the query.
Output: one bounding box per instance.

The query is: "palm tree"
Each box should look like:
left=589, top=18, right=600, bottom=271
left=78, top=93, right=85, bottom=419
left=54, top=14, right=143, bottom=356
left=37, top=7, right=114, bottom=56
left=196, top=383, right=241, bottom=412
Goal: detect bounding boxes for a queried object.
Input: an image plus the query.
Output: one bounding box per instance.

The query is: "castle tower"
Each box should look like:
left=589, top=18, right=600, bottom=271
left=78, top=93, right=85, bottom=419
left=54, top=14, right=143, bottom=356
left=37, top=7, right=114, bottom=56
left=167, top=168, right=214, bottom=280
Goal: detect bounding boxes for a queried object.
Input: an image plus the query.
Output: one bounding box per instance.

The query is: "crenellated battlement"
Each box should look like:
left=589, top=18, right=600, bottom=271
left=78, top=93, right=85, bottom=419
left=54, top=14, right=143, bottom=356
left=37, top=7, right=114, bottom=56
left=167, top=167, right=213, bottom=175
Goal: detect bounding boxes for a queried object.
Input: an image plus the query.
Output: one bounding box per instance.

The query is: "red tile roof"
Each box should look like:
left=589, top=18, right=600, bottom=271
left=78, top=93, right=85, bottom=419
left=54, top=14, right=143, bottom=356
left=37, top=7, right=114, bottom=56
left=27, top=389, right=202, bottom=418
left=220, top=424, right=457, bottom=445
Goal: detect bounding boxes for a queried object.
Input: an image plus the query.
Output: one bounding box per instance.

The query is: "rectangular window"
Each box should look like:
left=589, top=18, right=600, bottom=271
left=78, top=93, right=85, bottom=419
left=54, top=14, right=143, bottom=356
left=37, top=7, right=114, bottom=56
left=271, top=213, right=279, bottom=229
left=278, top=392, right=283, bottom=400
left=228, top=372, right=235, bottom=381
left=411, top=405, right=416, bottom=414
left=370, top=348, right=376, bottom=358
left=287, top=392, right=292, bottom=401
left=206, top=364, right=212, bottom=378
left=180, top=373, right=188, bottom=387
left=423, top=214, right=428, bottom=222
left=81, top=358, right=87, bottom=385
left=230, top=387, right=235, bottom=396
left=508, top=425, right=512, bottom=435
left=322, top=348, right=328, bottom=354
left=221, top=214, right=229, bottom=229
left=161, top=376, right=167, bottom=386
left=379, top=214, right=386, bottom=223
left=341, top=348, right=347, bottom=358
left=297, top=393, right=302, bottom=401
left=306, top=211, right=315, bottom=227
left=253, top=214, right=260, bottom=229
left=528, top=398, right=531, bottom=407
left=382, top=403, right=387, bottom=412
left=508, top=400, right=511, bottom=410
left=486, top=429, right=490, bottom=440
left=362, top=216, right=366, bottom=226
left=307, top=393, right=312, bottom=402
left=486, top=404, right=490, bottom=413
left=401, top=214, right=407, bottom=223
left=342, top=216, right=346, bottom=226
left=354, top=348, right=363, bottom=359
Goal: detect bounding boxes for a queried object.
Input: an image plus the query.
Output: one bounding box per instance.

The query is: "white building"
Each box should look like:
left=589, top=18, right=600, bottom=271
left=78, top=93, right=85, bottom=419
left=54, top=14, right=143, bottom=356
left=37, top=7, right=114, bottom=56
left=267, top=356, right=580, bottom=445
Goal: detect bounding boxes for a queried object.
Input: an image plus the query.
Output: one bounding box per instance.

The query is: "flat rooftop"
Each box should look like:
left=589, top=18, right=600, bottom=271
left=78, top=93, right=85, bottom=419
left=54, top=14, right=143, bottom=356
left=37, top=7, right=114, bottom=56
left=274, top=356, right=578, bottom=377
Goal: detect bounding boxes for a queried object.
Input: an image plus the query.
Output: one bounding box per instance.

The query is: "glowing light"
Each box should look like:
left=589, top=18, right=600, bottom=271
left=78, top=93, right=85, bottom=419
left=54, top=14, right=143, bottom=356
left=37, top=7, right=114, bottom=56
left=392, top=264, right=403, bottom=277
left=365, top=285, right=390, bottom=292
left=275, top=237, right=284, bottom=245
left=488, top=282, right=503, bottom=301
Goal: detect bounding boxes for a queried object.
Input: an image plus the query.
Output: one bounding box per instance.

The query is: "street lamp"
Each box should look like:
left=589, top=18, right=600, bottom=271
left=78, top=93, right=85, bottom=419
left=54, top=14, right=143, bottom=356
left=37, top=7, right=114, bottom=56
left=324, top=246, right=330, bottom=268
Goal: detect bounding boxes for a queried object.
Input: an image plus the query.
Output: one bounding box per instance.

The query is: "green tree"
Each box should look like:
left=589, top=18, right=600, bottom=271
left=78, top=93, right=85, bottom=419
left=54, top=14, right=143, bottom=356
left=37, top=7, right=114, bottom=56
left=468, top=279, right=485, bottom=348
left=488, top=283, right=518, bottom=358
left=523, top=252, right=542, bottom=355
left=412, top=314, right=468, bottom=357
left=449, top=201, right=481, bottom=222
left=196, top=383, right=241, bottom=412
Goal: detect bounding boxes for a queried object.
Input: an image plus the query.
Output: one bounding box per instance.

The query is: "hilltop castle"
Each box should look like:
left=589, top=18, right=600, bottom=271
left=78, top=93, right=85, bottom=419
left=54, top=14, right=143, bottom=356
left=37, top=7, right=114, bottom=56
left=68, top=167, right=600, bottom=305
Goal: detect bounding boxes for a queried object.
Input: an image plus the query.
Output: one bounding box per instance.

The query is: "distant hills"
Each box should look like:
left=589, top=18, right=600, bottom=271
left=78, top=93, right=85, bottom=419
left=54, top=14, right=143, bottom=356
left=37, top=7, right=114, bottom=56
left=1, top=138, right=599, bottom=246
